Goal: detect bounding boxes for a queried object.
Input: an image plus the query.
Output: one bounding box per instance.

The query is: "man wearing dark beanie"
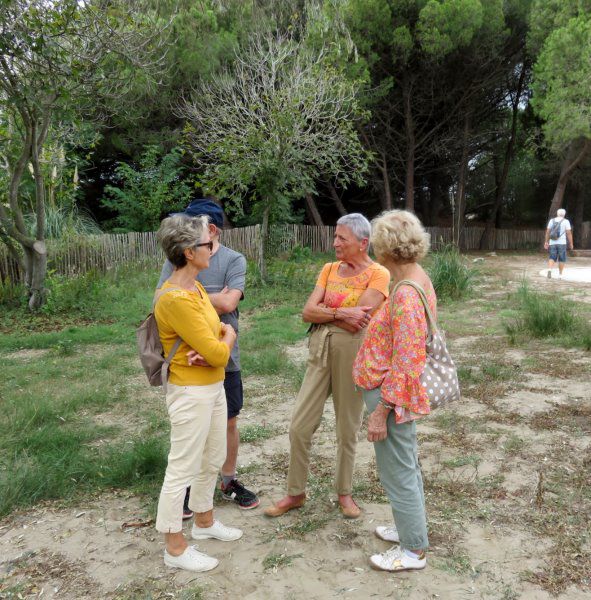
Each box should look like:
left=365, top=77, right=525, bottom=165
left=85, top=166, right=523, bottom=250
left=157, top=199, right=259, bottom=513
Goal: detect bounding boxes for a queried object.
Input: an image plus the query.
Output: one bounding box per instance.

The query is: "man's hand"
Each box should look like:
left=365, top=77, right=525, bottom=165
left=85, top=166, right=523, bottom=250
left=221, top=322, right=237, bottom=346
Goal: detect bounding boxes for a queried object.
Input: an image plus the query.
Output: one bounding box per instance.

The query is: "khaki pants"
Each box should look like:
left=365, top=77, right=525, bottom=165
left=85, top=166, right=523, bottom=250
left=287, top=324, right=365, bottom=496
left=155, top=381, right=227, bottom=533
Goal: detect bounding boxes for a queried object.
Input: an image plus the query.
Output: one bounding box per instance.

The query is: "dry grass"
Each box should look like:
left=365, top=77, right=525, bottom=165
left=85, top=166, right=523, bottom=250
left=529, top=402, right=591, bottom=435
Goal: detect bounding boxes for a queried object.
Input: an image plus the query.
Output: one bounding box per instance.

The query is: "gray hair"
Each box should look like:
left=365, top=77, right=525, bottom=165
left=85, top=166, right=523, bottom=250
left=336, top=213, right=371, bottom=241
left=157, top=214, right=208, bottom=268
left=557, top=208, right=566, bottom=218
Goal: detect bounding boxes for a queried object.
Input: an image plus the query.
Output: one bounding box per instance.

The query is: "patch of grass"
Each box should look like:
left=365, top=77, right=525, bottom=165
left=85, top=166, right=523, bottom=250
left=433, top=547, right=474, bottom=576
left=529, top=402, right=591, bottom=435
left=505, top=281, right=591, bottom=349
left=522, top=543, right=591, bottom=596
left=353, top=461, right=388, bottom=503
left=427, top=246, right=476, bottom=301
left=442, top=455, right=481, bottom=469
left=262, top=552, right=302, bottom=572
left=239, top=424, right=277, bottom=444
left=112, top=580, right=206, bottom=599
left=457, top=359, right=519, bottom=405
left=275, top=514, right=331, bottom=539
left=502, top=434, right=526, bottom=455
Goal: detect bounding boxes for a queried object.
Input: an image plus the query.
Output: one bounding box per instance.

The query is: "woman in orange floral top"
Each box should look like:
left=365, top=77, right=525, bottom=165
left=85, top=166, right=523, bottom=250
left=353, top=210, right=434, bottom=573
left=264, top=214, right=390, bottom=519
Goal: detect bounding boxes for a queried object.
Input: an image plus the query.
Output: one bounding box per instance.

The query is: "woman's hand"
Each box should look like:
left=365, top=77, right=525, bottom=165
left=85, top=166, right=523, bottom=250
left=187, top=350, right=210, bottom=367
left=337, top=305, right=373, bottom=331
left=367, top=403, right=390, bottom=442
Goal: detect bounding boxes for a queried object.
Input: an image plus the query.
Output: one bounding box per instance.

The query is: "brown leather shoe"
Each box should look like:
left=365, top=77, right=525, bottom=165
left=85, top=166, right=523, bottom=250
left=339, top=500, right=361, bottom=519
left=263, top=496, right=306, bottom=517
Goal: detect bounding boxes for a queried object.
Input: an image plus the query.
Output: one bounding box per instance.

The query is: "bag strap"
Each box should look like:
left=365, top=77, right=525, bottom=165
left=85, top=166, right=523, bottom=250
left=166, top=337, right=183, bottom=364
left=153, top=285, right=183, bottom=362
left=389, top=279, right=437, bottom=336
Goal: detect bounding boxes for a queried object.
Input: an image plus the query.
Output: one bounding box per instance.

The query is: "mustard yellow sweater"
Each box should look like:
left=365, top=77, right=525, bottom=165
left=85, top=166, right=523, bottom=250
left=154, top=281, right=230, bottom=386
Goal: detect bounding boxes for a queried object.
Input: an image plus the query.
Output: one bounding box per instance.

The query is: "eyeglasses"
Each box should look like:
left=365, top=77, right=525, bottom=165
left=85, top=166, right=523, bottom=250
left=194, top=241, right=213, bottom=252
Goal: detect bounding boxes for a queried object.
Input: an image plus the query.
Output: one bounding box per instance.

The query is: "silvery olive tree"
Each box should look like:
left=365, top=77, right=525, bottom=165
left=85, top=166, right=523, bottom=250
left=179, top=33, right=369, bottom=279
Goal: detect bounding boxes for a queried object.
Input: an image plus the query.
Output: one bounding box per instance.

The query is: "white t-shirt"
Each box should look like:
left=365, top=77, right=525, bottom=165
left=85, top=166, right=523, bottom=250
left=547, top=218, right=571, bottom=245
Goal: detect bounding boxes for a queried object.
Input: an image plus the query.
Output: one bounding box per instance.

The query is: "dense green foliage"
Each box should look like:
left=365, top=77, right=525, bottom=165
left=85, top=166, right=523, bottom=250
left=2, top=0, right=591, bottom=308
left=101, top=146, right=191, bottom=232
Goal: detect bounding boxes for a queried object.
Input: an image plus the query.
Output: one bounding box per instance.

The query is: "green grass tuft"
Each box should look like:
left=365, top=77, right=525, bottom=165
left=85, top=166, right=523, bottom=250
left=427, top=245, right=475, bottom=301
left=505, top=281, right=591, bottom=349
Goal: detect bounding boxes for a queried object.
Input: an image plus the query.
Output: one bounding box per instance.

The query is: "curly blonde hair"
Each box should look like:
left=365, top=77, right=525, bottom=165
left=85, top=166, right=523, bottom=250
left=370, top=210, right=430, bottom=263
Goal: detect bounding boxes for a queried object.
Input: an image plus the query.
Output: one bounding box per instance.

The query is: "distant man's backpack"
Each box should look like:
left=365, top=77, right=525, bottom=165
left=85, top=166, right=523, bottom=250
left=136, top=288, right=182, bottom=392
left=549, top=219, right=563, bottom=241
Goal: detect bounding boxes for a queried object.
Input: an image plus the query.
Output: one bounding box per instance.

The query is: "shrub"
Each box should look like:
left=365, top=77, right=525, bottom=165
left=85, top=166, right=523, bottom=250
left=0, top=277, right=25, bottom=308
left=428, top=245, right=475, bottom=300
left=42, top=269, right=108, bottom=316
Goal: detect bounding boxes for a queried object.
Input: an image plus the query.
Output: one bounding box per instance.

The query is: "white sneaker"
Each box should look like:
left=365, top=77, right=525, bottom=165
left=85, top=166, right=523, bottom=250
left=192, top=519, right=243, bottom=541
left=369, top=546, right=426, bottom=572
left=164, top=545, right=218, bottom=572
left=375, top=525, right=400, bottom=543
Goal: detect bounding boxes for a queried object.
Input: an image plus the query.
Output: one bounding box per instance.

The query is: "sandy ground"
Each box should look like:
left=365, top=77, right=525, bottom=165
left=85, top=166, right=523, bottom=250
left=1, top=253, right=590, bottom=600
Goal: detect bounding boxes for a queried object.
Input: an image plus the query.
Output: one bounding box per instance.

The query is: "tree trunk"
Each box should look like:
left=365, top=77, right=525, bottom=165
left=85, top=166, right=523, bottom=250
left=378, top=153, right=393, bottom=210
left=403, top=81, right=415, bottom=211
left=259, top=204, right=269, bottom=282
left=572, top=182, right=584, bottom=248
left=327, top=183, right=347, bottom=216
left=27, top=241, right=48, bottom=310
left=305, top=193, right=324, bottom=226
left=427, top=172, right=446, bottom=226
left=480, top=65, right=527, bottom=250
left=453, top=114, right=471, bottom=247
left=547, top=138, right=591, bottom=219
left=418, top=184, right=429, bottom=225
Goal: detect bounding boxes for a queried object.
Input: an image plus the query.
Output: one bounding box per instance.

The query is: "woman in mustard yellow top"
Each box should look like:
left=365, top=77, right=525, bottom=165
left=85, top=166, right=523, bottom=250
left=154, top=214, right=239, bottom=573
left=264, top=214, right=390, bottom=519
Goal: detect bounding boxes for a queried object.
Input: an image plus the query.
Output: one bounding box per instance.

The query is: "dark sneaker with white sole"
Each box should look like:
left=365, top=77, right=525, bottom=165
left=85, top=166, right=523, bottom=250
left=221, top=479, right=260, bottom=510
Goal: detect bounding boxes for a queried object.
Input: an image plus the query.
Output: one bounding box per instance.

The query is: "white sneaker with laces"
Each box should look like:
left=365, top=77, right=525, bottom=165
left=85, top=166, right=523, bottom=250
left=369, top=545, right=426, bottom=572
left=375, top=525, right=400, bottom=543
left=192, top=519, right=243, bottom=541
left=164, top=545, right=218, bottom=572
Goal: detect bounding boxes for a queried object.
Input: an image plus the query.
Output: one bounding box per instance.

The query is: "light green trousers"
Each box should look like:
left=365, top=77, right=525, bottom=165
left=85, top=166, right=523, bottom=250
left=287, top=324, right=365, bottom=496
left=363, top=387, right=429, bottom=550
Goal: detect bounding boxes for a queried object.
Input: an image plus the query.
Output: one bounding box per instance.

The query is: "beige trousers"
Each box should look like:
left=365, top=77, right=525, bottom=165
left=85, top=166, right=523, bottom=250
left=287, top=324, right=365, bottom=496
left=155, top=381, right=227, bottom=533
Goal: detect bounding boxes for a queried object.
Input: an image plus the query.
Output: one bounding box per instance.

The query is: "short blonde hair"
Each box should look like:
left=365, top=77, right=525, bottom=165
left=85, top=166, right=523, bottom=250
left=157, top=214, right=208, bottom=268
left=371, top=210, right=430, bottom=263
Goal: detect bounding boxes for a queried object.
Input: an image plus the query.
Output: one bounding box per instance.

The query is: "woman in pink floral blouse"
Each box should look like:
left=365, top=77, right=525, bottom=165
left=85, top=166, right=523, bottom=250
left=353, top=209, right=434, bottom=573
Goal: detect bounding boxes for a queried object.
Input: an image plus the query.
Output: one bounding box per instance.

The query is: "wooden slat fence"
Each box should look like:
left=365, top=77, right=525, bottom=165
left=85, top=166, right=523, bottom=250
left=0, top=225, right=545, bottom=282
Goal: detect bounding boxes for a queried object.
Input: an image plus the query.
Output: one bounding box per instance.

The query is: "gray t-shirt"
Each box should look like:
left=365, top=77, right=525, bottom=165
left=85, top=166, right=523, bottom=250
left=157, top=245, right=246, bottom=372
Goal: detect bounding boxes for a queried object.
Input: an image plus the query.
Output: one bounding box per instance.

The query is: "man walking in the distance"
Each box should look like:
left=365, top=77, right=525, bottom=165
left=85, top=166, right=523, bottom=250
left=544, top=208, right=573, bottom=280
left=157, top=199, right=259, bottom=512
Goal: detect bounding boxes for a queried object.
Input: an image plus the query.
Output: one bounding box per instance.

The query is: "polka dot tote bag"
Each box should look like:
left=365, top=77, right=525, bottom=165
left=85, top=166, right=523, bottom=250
left=392, top=280, right=461, bottom=410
